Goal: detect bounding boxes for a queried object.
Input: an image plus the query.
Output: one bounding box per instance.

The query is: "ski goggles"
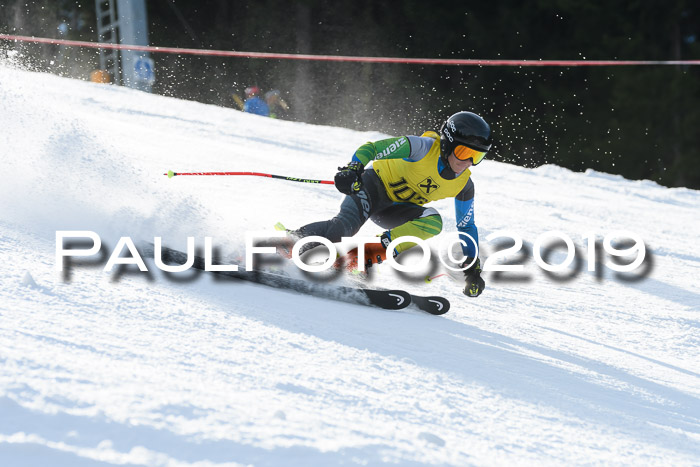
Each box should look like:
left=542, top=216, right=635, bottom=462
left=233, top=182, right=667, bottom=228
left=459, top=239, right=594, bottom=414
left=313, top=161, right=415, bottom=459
left=454, top=145, right=487, bottom=165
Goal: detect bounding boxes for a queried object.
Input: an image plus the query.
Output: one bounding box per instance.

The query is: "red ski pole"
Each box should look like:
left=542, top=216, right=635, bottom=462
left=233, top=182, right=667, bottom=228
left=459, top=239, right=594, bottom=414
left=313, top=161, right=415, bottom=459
left=165, top=170, right=334, bottom=185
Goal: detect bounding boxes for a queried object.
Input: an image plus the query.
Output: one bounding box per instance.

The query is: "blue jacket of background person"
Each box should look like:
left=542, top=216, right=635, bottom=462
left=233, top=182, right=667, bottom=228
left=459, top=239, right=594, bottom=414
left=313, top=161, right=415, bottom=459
left=244, top=97, right=270, bottom=116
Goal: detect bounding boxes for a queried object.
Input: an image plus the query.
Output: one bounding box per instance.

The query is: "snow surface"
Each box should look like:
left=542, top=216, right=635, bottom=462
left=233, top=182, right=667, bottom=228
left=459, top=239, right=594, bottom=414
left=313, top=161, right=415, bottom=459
left=0, top=64, right=699, bottom=466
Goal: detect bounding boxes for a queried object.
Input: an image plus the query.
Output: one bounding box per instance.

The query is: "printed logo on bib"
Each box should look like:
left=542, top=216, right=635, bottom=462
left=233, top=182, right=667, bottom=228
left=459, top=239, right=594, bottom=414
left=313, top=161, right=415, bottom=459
left=418, top=177, right=440, bottom=194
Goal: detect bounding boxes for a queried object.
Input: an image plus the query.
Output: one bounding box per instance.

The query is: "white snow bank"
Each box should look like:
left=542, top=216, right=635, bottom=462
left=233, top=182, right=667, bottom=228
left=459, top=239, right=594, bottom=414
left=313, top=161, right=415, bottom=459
left=1, top=64, right=698, bottom=466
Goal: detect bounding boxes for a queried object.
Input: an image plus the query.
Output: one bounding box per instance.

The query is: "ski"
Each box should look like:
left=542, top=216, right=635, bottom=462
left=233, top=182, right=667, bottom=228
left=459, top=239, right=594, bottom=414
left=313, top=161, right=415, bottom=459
left=409, top=295, right=450, bottom=315
left=149, top=244, right=411, bottom=311
left=272, top=223, right=451, bottom=315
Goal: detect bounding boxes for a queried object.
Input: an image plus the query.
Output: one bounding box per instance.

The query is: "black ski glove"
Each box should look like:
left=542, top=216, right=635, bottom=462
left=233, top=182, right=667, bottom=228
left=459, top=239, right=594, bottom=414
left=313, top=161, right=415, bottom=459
left=334, top=162, right=364, bottom=195
left=462, top=257, right=485, bottom=297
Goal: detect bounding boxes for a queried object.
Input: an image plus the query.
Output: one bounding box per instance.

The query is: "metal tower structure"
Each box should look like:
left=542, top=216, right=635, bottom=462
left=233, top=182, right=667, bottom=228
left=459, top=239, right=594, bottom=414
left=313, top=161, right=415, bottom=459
left=95, top=0, right=120, bottom=83
left=94, top=0, right=154, bottom=92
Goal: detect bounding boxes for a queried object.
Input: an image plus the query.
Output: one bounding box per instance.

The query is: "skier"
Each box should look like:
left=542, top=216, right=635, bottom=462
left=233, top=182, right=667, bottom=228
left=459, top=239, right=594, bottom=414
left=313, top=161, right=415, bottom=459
left=243, top=86, right=270, bottom=116
left=284, top=111, right=491, bottom=297
left=265, top=89, right=290, bottom=119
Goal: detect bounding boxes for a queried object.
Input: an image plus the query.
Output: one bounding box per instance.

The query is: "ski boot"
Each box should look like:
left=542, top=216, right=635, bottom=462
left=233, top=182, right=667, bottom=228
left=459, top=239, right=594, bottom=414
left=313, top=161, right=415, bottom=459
left=334, top=233, right=395, bottom=275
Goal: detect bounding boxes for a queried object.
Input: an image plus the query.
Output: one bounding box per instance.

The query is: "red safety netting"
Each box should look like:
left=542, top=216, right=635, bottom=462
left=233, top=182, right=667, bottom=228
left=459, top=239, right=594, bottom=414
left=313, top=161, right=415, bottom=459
left=2, top=33, right=699, bottom=66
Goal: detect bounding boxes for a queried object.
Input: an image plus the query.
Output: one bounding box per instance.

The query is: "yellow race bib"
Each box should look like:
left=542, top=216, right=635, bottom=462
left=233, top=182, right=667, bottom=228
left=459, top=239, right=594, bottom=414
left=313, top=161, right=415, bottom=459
left=373, top=132, right=471, bottom=205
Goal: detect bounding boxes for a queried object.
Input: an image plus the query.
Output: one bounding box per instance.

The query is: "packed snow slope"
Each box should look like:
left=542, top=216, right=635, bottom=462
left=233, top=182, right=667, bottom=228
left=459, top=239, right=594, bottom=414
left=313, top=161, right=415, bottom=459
left=1, top=64, right=699, bottom=466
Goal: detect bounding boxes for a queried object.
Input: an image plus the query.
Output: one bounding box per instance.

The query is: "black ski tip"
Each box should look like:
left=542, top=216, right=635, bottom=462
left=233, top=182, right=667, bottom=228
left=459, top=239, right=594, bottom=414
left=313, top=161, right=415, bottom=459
left=410, top=295, right=450, bottom=315
left=361, top=289, right=411, bottom=310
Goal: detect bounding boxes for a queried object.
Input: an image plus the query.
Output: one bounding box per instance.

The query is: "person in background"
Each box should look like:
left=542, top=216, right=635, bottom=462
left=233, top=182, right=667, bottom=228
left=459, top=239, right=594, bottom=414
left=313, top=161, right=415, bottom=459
left=265, top=89, right=290, bottom=119
left=243, top=86, right=270, bottom=116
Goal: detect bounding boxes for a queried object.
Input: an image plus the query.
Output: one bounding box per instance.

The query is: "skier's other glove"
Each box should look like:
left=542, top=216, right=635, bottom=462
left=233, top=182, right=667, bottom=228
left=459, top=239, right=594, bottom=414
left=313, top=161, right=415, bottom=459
left=462, top=257, right=485, bottom=297
left=334, top=162, right=364, bottom=195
